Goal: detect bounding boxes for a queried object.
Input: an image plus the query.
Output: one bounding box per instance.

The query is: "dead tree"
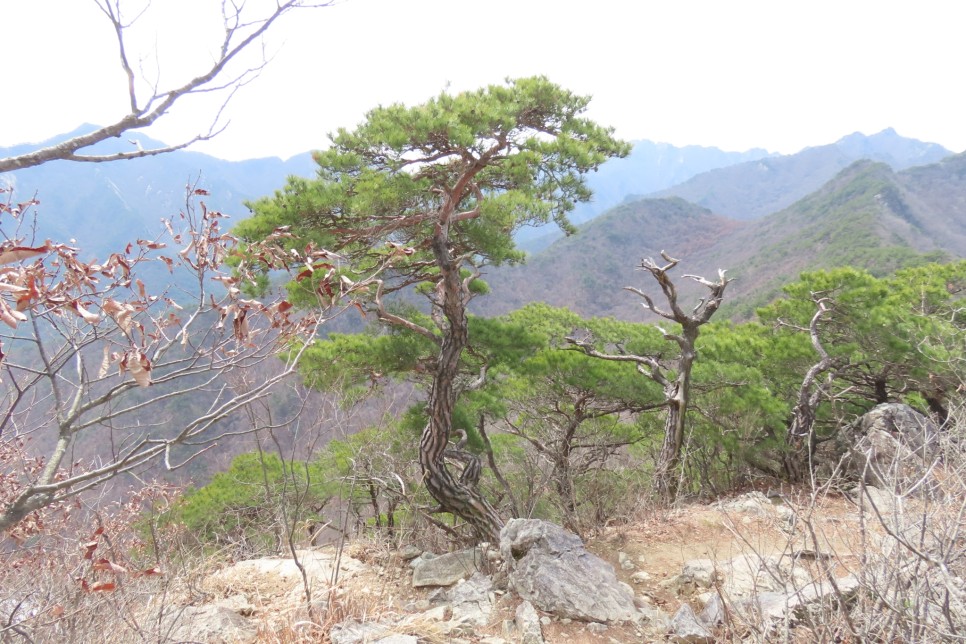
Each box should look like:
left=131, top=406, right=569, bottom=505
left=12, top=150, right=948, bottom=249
left=779, top=296, right=843, bottom=482
left=570, top=252, right=730, bottom=501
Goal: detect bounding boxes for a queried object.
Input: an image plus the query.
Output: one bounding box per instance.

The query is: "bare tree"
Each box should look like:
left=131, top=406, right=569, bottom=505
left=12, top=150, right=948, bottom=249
left=777, top=295, right=843, bottom=482
left=0, top=185, right=381, bottom=535
left=570, top=252, right=730, bottom=501
left=0, top=0, right=330, bottom=172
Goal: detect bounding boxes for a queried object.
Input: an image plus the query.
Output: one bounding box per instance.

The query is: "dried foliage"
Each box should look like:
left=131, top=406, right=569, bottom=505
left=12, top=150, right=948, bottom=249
left=0, top=183, right=383, bottom=535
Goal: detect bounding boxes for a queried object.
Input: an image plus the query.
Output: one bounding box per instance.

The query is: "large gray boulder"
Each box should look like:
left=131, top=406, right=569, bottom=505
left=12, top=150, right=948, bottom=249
left=817, top=403, right=941, bottom=491
left=848, top=403, right=940, bottom=492
left=500, top=519, right=637, bottom=623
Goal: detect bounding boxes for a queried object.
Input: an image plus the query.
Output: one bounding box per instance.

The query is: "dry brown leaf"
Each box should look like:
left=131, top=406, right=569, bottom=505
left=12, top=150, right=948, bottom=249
left=69, top=301, right=101, bottom=323
left=0, top=244, right=47, bottom=265
left=126, top=351, right=152, bottom=387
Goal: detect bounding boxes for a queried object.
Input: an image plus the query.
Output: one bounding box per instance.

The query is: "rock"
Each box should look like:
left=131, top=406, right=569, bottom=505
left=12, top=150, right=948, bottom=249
left=426, top=587, right=448, bottom=604
left=712, top=575, right=859, bottom=628
left=698, top=593, right=725, bottom=626
left=161, top=604, right=258, bottom=644
left=205, top=549, right=366, bottom=599
left=587, top=622, right=608, bottom=633
left=830, top=403, right=941, bottom=493
left=501, top=519, right=638, bottom=623
left=447, top=572, right=494, bottom=626
left=860, top=403, right=938, bottom=457
left=329, top=619, right=393, bottom=644
left=398, top=544, right=423, bottom=561
left=618, top=551, right=636, bottom=571
left=374, top=636, right=418, bottom=644
left=726, top=573, right=861, bottom=627
left=412, top=548, right=483, bottom=587
left=854, top=485, right=898, bottom=514
left=515, top=600, right=544, bottom=644
left=669, top=603, right=713, bottom=643
left=717, top=491, right=771, bottom=516
left=631, top=571, right=652, bottom=584
left=720, top=554, right=811, bottom=599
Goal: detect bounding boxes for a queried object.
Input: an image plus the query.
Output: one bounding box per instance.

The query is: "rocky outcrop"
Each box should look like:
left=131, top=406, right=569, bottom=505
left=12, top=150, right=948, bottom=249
left=500, top=518, right=638, bottom=623
left=850, top=403, right=940, bottom=491
left=820, top=403, right=941, bottom=492
left=204, top=548, right=367, bottom=600
left=665, top=555, right=861, bottom=636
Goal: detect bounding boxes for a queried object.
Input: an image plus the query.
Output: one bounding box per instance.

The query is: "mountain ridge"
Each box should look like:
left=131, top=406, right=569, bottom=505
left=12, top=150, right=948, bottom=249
left=3, top=125, right=959, bottom=320
left=647, top=128, right=953, bottom=220
left=479, top=151, right=965, bottom=321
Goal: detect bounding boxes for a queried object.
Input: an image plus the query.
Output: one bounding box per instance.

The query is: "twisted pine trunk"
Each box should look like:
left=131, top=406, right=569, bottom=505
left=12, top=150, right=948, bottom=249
left=418, top=221, right=503, bottom=544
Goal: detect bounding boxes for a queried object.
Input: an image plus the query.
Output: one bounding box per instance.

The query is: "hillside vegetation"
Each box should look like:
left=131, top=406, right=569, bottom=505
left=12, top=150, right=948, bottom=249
left=3, top=98, right=966, bottom=643
left=485, top=151, right=966, bottom=321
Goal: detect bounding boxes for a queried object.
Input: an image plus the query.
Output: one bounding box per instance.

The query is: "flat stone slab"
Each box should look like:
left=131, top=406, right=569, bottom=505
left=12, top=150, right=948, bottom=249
left=412, top=548, right=484, bottom=587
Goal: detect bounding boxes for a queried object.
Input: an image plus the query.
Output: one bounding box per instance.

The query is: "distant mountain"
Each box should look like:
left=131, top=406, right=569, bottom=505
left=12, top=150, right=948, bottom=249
left=516, top=140, right=772, bottom=251
left=649, top=129, right=953, bottom=220
left=576, top=140, right=772, bottom=222
left=479, top=152, right=966, bottom=321
left=0, top=124, right=316, bottom=260
left=6, top=124, right=960, bottom=323
left=698, top=157, right=962, bottom=317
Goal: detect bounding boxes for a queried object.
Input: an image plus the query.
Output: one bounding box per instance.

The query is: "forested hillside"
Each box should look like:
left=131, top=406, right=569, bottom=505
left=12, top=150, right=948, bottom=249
left=482, top=151, right=966, bottom=321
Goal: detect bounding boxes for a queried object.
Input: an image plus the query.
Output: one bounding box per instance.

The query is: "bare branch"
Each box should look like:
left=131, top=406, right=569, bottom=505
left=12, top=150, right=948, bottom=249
left=0, top=1, right=332, bottom=172
left=0, top=184, right=382, bottom=534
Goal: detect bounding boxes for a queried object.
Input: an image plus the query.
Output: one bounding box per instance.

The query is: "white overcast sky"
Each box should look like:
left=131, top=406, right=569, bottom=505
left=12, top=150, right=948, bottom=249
left=3, top=0, right=965, bottom=161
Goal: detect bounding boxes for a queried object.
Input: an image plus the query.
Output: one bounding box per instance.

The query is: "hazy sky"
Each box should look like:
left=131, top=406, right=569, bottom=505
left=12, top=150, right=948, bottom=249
left=3, top=0, right=965, bottom=161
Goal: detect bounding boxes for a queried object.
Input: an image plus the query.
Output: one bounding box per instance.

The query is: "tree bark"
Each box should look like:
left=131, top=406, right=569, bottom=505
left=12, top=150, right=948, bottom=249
left=417, top=219, right=503, bottom=544
left=782, top=299, right=835, bottom=482
left=652, top=322, right=699, bottom=500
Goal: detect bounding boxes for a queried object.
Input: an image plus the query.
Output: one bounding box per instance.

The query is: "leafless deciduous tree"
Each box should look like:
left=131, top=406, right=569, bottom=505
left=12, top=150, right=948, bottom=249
left=0, top=0, right=331, bottom=173
left=0, top=185, right=382, bottom=535
left=570, top=252, right=730, bottom=501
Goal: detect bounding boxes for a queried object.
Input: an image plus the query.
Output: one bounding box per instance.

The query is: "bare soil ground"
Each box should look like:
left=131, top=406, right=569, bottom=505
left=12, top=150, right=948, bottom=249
left=220, top=488, right=868, bottom=643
